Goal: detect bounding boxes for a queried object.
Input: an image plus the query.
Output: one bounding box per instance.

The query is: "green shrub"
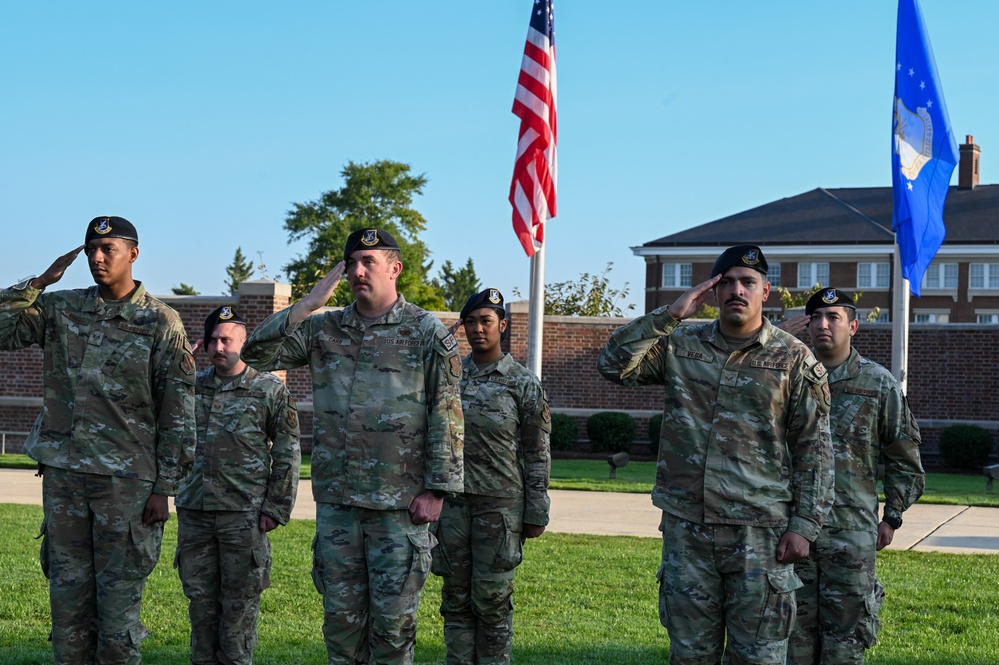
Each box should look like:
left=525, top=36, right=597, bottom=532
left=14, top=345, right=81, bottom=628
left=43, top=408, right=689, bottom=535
left=647, top=413, right=663, bottom=455
left=939, top=424, right=994, bottom=469
left=586, top=412, right=635, bottom=454
left=550, top=412, right=579, bottom=451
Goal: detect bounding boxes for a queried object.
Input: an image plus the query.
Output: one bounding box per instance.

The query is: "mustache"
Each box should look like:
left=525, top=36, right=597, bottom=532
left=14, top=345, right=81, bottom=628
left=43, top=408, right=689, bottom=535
left=725, top=296, right=749, bottom=306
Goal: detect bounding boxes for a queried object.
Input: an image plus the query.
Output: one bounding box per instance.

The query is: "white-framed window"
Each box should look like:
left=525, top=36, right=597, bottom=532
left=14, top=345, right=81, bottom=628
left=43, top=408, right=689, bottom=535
left=862, top=310, right=890, bottom=323
left=768, top=263, right=781, bottom=287
left=926, top=263, right=959, bottom=289
left=969, top=264, right=999, bottom=289
left=914, top=312, right=949, bottom=324
left=922, top=262, right=958, bottom=290
left=662, top=263, right=692, bottom=289
left=857, top=262, right=890, bottom=289
left=797, top=262, right=829, bottom=289
left=978, top=314, right=999, bottom=324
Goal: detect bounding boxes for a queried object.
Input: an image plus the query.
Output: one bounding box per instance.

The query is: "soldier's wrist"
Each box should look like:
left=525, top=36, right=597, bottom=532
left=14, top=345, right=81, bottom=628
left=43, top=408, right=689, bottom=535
left=883, top=514, right=903, bottom=530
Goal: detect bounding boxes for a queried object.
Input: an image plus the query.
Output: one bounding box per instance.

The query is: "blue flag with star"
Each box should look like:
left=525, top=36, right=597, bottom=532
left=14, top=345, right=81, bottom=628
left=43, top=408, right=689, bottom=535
left=892, top=0, right=958, bottom=297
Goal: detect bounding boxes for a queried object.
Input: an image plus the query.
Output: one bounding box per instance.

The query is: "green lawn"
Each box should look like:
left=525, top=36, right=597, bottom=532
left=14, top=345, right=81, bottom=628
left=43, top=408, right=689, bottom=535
left=547, top=459, right=999, bottom=508
left=2, top=454, right=998, bottom=507
left=1, top=503, right=997, bottom=664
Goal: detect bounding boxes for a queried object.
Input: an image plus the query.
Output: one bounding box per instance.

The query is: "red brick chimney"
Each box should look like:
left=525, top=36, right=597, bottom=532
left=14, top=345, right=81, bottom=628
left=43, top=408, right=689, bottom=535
left=959, top=135, right=980, bottom=189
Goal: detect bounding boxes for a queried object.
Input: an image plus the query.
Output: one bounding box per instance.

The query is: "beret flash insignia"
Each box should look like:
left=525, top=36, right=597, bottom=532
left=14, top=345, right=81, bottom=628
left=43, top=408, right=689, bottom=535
left=94, top=218, right=112, bottom=235
left=741, top=248, right=760, bottom=266
left=361, top=229, right=378, bottom=246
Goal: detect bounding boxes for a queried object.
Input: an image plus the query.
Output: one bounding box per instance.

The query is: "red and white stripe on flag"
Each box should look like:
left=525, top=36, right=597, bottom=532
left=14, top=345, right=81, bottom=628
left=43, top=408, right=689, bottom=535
left=510, top=0, right=557, bottom=258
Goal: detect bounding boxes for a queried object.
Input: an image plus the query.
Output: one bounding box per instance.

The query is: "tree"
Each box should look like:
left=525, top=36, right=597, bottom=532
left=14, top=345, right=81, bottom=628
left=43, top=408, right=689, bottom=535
left=431, top=258, right=481, bottom=312
left=171, top=283, right=200, bottom=296
left=282, top=160, right=445, bottom=310
left=777, top=285, right=881, bottom=322
left=522, top=263, right=635, bottom=317
left=224, top=247, right=255, bottom=295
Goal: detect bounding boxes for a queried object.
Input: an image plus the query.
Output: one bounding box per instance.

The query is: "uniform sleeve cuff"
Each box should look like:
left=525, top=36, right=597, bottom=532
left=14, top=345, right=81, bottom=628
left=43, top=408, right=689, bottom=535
left=787, top=515, right=821, bottom=542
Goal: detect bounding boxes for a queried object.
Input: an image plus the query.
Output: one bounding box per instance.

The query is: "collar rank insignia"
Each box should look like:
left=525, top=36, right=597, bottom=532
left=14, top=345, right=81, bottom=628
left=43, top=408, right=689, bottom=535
left=741, top=249, right=759, bottom=266
left=94, top=218, right=112, bottom=235
left=821, top=289, right=838, bottom=305
left=219, top=307, right=234, bottom=320
left=488, top=289, right=501, bottom=304
left=361, top=229, right=379, bottom=247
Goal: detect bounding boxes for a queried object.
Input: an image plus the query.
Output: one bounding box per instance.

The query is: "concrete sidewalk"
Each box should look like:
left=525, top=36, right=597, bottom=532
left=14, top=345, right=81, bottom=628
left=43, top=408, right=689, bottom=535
left=3, top=468, right=999, bottom=554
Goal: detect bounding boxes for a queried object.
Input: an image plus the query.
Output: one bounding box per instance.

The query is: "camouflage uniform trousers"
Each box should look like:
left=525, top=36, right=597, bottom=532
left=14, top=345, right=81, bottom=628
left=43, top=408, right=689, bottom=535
left=431, top=494, right=525, bottom=665
left=312, top=502, right=435, bottom=665
left=658, top=511, right=802, bottom=665
left=174, top=508, right=272, bottom=665
left=39, top=466, right=163, bottom=665
left=787, top=528, right=882, bottom=665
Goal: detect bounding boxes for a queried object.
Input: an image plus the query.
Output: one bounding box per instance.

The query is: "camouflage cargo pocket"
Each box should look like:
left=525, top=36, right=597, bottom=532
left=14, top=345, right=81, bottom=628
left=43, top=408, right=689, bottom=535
left=310, top=533, right=326, bottom=595
left=37, top=516, right=50, bottom=580
left=408, top=529, right=434, bottom=580
left=656, top=562, right=670, bottom=628
left=856, top=578, right=886, bottom=648
left=489, top=512, right=523, bottom=574
left=430, top=521, right=453, bottom=577
left=253, top=534, right=272, bottom=592
left=755, top=565, right=803, bottom=641
left=127, top=515, right=163, bottom=578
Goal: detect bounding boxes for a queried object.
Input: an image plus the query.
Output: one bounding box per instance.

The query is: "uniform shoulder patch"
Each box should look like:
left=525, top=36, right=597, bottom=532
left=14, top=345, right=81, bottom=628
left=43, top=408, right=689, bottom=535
left=286, top=408, right=299, bottom=431
left=449, top=355, right=462, bottom=379
left=437, top=330, right=458, bottom=352
left=180, top=353, right=196, bottom=376
left=802, top=359, right=827, bottom=384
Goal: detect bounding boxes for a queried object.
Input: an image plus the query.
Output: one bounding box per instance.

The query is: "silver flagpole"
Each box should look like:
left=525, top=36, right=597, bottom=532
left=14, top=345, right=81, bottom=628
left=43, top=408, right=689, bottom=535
left=527, top=243, right=546, bottom=379
left=891, top=241, right=910, bottom=393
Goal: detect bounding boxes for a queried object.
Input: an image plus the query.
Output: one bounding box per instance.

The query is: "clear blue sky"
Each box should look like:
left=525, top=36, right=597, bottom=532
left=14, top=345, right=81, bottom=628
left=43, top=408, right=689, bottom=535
left=2, top=1, right=994, bottom=311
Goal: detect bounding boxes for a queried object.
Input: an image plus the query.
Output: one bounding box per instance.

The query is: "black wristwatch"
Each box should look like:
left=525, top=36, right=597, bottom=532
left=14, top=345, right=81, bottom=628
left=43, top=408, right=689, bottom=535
left=883, top=514, right=903, bottom=530
left=431, top=489, right=448, bottom=499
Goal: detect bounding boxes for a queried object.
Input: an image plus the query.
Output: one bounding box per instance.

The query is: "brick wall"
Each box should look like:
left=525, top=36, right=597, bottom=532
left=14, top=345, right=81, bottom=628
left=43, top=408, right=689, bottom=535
left=2, top=282, right=996, bottom=466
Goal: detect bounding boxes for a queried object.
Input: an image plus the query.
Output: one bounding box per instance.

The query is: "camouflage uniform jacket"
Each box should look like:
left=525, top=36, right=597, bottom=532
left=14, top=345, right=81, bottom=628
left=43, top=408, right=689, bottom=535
left=0, top=280, right=196, bottom=496
left=176, top=365, right=301, bottom=524
left=597, top=307, right=834, bottom=541
left=825, top=348, right=924, bottom=531
left=460, top=353, right=552, bottom=526
left=240, top=295, right=464, bottom=509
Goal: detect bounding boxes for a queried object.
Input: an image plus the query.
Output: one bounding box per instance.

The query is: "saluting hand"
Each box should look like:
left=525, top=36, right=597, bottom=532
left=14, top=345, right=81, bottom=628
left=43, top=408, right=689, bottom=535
left=447, top=318, right=464, bottom=336
left=32, top=246, right=85, bottom=290
left=667, top=275, right=722, bottom=321
left=777, top=314, right=810, bottom=338
left=290, top=260, right=346, bottom=325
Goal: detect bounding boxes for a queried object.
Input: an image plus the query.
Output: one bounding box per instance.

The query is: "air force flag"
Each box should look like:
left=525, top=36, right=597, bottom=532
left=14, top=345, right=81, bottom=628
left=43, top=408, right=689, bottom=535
left=892, top=0, right=958, bottom=297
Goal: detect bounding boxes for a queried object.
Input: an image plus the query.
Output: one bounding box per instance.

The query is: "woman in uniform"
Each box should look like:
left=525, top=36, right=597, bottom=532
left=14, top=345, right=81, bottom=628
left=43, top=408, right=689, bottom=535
left=432, top=287, right=552, bottom=665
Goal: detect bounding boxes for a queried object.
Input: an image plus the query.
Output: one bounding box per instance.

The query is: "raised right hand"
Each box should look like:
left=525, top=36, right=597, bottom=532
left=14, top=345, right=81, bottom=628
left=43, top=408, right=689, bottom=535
left=289, top=260, right=346, bottom=324
left=32, top=246, right=85, bottom=290
left=668, top=275, right=722, bottom=320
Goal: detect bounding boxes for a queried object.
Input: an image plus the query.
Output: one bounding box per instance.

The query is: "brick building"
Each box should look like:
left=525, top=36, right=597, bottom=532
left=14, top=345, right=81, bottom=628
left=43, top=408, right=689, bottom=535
left=637, top=136, right=999, bottom=324
left=1, top=283, right=996, bottom=467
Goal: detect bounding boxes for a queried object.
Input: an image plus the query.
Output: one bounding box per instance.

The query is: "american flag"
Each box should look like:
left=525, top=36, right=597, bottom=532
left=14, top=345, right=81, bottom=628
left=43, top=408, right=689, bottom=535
left=510, top=0, right=557, bottom=258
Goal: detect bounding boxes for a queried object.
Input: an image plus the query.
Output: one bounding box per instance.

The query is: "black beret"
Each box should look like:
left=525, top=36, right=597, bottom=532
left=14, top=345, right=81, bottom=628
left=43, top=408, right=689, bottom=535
left=805, top=288, right=857, bottom=316
left=460, top=288, right=506, bottom=320
left=203, top=306, right=246, bottom=348
left=85, top=216, right=138, bottom=245
left=343, top=228, right=400, bottom=261
left=711, top=244, right=768, bottom=277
